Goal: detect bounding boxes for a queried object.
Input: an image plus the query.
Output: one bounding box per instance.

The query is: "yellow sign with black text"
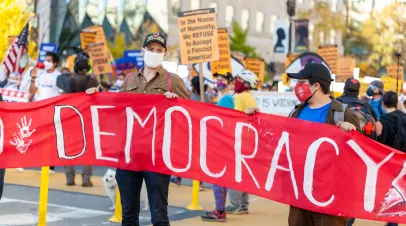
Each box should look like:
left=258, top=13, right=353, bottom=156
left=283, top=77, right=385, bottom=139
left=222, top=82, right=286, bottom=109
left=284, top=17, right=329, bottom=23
left=245, top=58, right=265, bottom=88
left=178, top=8, right=219, bottom=64
left=210, top=28, right=232, bottom=75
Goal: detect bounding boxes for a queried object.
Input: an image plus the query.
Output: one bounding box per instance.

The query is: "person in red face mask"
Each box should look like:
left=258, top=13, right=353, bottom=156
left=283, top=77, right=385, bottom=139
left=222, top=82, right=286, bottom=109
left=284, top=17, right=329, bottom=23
left=225, top=70, right=258, bottom=215
left=286, top=63, right=361, bottom=226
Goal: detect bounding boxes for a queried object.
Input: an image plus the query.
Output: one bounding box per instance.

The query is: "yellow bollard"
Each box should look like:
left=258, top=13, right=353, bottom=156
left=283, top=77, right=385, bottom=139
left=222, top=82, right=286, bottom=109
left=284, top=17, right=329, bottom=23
left=186, top=180, right=202, bottom=210
left=109, top=189, right=122, bottom=222
left=38, top=166, right=50, bottom=226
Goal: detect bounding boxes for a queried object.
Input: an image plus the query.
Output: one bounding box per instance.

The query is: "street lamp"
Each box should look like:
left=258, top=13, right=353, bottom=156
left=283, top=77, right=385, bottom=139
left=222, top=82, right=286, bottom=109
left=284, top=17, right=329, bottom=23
left=287, top=0, right=296, bottom=53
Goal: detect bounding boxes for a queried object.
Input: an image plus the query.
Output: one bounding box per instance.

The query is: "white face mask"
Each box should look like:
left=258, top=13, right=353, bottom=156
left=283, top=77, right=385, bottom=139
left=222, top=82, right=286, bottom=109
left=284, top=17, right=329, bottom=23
left=44, top=61, right=53, bottom=70
left=115, top=80, right=124, bottom=87
left=143, top=49, right=164, bottom=68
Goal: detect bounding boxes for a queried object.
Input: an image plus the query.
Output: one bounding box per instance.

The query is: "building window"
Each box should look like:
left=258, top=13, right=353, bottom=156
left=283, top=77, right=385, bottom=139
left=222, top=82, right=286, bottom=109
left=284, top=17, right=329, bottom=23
left=241, top=9, right=250, bottom=30
left=171, top=0, right=181, bottom=17
left=309, top=0, right=315, bottom=7
left=225, top=5, right=234, bottom=27
left=330, top=29, right=336, bottom=44
left=191, top=0, right=200, bottom=10
left=331, top=0, right=338, bottom=12
left=309, top=22, right=314, bottom=42
left=209, top=2, right=217, bottom=12
left=269, top=15, right=278, bottom=33
left=297, top=0, right=303, bottom=4
left=256, top=12, right=264, bottom=32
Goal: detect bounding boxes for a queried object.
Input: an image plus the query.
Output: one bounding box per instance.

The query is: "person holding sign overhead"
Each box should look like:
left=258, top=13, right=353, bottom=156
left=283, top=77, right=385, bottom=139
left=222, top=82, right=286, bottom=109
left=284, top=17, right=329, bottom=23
left=86, top=32, right=189, bottom=226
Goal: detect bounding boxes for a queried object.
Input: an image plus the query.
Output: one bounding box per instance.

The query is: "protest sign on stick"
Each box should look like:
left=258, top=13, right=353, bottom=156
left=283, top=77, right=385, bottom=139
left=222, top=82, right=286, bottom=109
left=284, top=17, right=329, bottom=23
left=210, top=28, right=232, bottom=76
left=318, top=45, right=339, bottom=75
left=245, top=58, right=265, bottom=88
left=337, top=56, right=356, bottom=82
left=178, top=8, right=219, bottom=102
left=88, top=42, right=112, bottom=75
left=80, top=30, right=97, bottom=49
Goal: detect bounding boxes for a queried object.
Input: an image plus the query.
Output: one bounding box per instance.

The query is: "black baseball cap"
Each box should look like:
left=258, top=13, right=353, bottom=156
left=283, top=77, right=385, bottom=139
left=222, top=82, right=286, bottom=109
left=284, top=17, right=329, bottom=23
left=287, top=63, right=333, bottom=83
left=344, top=78, right=360, bottom=94
left=213, top=71, right=233, bottom=82
left=143, top=32, right=167, bottom=48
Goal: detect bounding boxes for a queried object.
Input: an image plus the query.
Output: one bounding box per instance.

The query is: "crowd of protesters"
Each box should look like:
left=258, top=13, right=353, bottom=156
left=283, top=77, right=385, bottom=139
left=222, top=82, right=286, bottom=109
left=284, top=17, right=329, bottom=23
left=0, top=32, right=405, bottom=226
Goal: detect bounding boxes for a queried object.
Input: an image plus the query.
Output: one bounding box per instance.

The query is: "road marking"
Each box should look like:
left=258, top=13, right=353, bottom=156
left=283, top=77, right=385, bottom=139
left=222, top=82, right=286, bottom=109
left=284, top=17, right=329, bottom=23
left=0, top=198, right=112, bottom=225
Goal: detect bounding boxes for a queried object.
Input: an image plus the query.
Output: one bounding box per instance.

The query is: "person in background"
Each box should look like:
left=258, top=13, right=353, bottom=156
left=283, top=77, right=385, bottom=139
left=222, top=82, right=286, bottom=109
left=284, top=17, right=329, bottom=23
left=286, top=63, right=360, bottom=226
left=87, top=32, right=189, bottom=226
left=60, top=67, right=71, bottom=74
left=366, top=80, right=385, bottom=119
left=114, top=73, right=126, bottom=88
left=271, top=85, right=278, bottom=91
left=338, top=78, right=378, bottom=121
left=29, top=51, right=62, bottom=174
left=261, top=83, right=271, bottom=91
left=201, top=71, right=234, bottom=222
left=226, top=70, right=258, bottom=215
left=65, top=52, right=99, bottom=187
left=170, top=75, right=207, bottom=190
left=190, top=75, right=210, bottom=102
left=375, top=91, right=406, bottom=226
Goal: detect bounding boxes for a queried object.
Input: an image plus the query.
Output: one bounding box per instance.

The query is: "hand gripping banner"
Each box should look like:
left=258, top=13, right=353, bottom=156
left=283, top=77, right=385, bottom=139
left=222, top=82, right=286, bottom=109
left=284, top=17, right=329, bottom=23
left=0, top=93, right=405, bottom=223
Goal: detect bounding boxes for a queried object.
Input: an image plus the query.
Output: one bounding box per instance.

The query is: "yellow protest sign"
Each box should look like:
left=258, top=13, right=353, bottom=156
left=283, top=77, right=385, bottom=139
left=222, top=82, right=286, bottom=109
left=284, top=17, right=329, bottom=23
left=318, top=46, right=339, bottom=75
left=210, top=28, right=232, bottom=75
left=178, top=8, right=219, bottom=64
left=282, top=54, right=297, bottom=86
left=88, top=42, right=112, bottom=75
left=387, top=64, right=403, bottom=80
left=66, top=54, right=76, bottom=70
left=245, top=58, right=265, bottom=88
left=337, top=56, right=355, bottom=82
left=381, top=76, right=402, bottom=93
left=86, top=25, right=107, bottom=44
left=80, top=30, right=97, bottom=49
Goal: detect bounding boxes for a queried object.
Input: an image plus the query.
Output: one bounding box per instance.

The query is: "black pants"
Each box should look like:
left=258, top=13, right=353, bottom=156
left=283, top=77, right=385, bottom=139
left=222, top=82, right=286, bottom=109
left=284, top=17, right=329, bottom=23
left=116, top=169, right=170, bottom=226
left=0, top=169, right=5, bottom=200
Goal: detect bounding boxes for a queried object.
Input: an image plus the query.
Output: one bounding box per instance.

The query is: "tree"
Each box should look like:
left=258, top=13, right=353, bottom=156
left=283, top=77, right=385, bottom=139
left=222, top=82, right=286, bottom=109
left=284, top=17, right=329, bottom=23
left=0, top=0, right=36, bottom=60
left=229, top=21, right=260, bottom=58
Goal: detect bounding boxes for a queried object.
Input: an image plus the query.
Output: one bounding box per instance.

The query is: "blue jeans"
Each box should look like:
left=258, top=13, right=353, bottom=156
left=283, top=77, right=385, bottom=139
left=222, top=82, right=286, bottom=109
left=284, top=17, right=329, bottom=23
left=347, top=218, right=398, bottom=226
left=0, top=169, right=4, bottom=200
left=116, top=169, right=170, bottom=226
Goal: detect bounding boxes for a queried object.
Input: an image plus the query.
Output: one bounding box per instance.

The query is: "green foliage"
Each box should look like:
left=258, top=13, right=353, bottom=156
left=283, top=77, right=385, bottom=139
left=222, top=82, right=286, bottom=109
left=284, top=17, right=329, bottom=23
left=229, top=21, right=260, bottom=58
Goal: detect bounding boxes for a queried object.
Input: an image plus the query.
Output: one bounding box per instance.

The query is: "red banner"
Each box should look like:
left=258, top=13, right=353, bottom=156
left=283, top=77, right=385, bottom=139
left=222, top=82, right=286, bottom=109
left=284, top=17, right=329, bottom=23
left=0, top=93, right=405, bottom=223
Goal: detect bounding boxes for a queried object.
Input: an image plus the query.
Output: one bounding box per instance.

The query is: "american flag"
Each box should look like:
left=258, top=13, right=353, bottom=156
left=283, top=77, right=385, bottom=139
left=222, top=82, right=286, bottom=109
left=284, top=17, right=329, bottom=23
left=3, top=23, right=29, bottom=74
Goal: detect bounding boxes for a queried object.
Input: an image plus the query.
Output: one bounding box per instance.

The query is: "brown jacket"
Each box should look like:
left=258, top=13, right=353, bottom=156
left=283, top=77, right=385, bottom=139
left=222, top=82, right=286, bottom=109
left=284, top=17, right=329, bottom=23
left=121, top=66, right=190, bottom=99
left=290, top=99, right=361, bottom=131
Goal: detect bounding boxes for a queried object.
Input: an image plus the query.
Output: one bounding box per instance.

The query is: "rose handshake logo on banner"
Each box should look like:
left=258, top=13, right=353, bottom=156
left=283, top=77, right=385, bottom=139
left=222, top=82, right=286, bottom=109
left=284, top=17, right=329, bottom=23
left=0, top=93, right=405, bottom=223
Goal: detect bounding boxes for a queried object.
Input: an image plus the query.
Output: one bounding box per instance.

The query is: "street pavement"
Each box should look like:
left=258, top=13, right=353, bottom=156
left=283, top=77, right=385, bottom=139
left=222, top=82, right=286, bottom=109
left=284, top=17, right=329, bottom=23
left=0, top=167, right=404, bottom=226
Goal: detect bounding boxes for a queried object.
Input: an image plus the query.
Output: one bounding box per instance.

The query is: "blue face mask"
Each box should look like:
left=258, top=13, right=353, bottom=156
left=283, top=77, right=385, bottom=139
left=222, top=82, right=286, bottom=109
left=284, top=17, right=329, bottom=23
left=366, top=87, right=374, bottom=97
left=366, top=85, right=379, bottom=97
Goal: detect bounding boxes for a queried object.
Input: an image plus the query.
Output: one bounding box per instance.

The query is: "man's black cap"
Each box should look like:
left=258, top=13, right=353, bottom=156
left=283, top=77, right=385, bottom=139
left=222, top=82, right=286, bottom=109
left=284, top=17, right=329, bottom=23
left=143, top=32, right=167, bottom=48
left=344, top=78, right=360, bottom=94
left=287, top=63, right=333, bottom=83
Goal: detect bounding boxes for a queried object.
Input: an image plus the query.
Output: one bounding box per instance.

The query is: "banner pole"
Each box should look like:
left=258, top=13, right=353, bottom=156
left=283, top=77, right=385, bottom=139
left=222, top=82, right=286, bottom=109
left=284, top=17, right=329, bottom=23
left=108, top=189, right=122, bottom=222
left=37, top=166, right=50, bottom=226
left=186, top=62, right=204, bottom=211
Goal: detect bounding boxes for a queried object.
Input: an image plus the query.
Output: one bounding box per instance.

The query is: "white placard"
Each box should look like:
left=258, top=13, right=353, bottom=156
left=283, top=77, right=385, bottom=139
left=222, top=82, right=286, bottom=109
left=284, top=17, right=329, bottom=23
left=252, top=91, right=299, bottom=116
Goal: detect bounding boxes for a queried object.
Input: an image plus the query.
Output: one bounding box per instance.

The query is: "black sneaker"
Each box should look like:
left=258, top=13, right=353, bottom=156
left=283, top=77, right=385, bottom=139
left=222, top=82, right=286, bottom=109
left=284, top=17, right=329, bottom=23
left=225, top=205, right=248, bottom=215
left=201, top=210, right=226, bottom=222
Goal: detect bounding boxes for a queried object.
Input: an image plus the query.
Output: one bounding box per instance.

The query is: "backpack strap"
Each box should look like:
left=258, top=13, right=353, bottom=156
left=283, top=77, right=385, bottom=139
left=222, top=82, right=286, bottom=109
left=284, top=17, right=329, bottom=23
left=288, top=108, right=298, bottom=118
left=123, top=72, right=137, bottom=89
left=167, top=72, right=172, bottom=93
left=333, top=103, right=347, bottom=126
